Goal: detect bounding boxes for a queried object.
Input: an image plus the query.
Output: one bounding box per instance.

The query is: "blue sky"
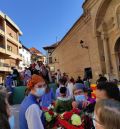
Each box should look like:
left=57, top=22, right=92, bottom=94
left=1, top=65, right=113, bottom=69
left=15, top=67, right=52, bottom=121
left=0, top=0, right=84, bottom=53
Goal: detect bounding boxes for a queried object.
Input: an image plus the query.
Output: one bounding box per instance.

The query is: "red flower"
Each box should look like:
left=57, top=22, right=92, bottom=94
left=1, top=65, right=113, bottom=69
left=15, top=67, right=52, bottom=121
left=48, top=110, right=54, bottom=116
left=63, top=112, right=73, bottom=120
left=72, top=109, right=80, bottom=115
left=58, top=118, right=84, bottom=129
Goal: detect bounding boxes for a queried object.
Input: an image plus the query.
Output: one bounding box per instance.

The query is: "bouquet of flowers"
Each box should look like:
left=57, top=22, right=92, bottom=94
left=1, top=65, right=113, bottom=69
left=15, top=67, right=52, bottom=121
left=43, top=103, right=58, bottom=129
left=58, top=109, right=84, bottom=129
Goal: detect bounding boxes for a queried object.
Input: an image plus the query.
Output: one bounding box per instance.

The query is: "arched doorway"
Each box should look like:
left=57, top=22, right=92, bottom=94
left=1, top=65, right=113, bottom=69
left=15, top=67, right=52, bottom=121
left=115, top=38, right=120, bottom=72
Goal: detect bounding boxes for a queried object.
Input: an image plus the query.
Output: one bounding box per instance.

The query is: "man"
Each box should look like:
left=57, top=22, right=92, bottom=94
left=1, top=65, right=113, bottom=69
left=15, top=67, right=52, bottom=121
left=96, top=82, right=120, bottom=101
left=35, top=61, right=43, bottom=72
left=56, top=69, right=61, bottom=83
left=11, top=67, right=20, bottom=86
left=76, top=76, right=84, bottom=84
left=56, top=78, right=70, bottom=98
left=96, top=74, right=107, bottom=84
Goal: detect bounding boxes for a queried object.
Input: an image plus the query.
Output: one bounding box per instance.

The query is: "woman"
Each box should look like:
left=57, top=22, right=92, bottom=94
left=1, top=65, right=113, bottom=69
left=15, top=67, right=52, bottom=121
left=73, top=83, right=95, bottom=111
left=67, top=78, right=75, bottom=98
left=41, top=85, right=54, bottom=108
left=0, top=91, right=14, bottom=129
left=19, top=74, right=46, bottom=129
left=94, top=99, right=120, bottom=129
left=55, top=86, right=72, bottom=114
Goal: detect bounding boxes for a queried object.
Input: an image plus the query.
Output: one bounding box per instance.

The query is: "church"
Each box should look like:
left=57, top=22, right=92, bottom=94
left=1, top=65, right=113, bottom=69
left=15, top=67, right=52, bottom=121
left=50, top=0, right=120, bottom=82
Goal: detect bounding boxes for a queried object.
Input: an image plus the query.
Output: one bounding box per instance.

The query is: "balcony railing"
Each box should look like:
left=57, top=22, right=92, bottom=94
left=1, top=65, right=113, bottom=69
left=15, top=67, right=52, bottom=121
left=0, top=62, right=10, bottom=68
left=0, top=44, right=5, bottom=49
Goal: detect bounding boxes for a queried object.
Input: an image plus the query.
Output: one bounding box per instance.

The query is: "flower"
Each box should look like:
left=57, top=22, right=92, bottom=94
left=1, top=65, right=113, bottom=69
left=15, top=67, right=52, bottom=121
left=63, top=112, right=73, bottom=120
left=45, top=112, right=52, bottom=122
left=48, top=110, right=54, bottom=116
left=71, top=114, right=82, bottom=126
left=72, top=108, right=80, bottom=114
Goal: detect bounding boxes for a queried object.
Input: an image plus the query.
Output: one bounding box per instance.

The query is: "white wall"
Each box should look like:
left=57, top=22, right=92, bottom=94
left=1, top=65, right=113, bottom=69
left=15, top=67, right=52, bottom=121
left=19, top=47, right=31, bottom=71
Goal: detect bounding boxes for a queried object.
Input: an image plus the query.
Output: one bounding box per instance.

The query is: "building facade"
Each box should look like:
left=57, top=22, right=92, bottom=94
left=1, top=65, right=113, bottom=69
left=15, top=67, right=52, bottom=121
left=43, top=42, right=59, bottom=72
left=19, top=45, right=31, bottom=71
left=51, top=0, right=120, bottom=82
left=0, top=11, right=22, bottom=83
left=30, top=47, right=46, bottom=64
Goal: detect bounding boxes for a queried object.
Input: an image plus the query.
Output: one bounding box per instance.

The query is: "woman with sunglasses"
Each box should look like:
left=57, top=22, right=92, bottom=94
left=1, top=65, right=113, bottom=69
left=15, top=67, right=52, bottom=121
left=94, top=99, right=120, bottom=129
left=19, top=74, right=46, bottom=129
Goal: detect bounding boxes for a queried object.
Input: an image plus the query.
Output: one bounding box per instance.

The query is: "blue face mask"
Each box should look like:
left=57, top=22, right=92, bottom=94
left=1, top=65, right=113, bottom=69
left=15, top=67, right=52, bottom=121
left=75, top=95, right=86, bottom=102
left=9, top=115, right=15, bottom=129
left=35, top=87, right=45, bottom=97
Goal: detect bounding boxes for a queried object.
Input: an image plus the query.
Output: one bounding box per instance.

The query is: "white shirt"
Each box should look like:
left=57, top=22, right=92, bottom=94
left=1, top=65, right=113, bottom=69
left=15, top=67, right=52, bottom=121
left=35, top=64, right=41, bottom=71
left=25, top=104, right=44, bottom=129
left=67, top=82, right=75, bottom=98
left=25, top=70, right=31, bottom=77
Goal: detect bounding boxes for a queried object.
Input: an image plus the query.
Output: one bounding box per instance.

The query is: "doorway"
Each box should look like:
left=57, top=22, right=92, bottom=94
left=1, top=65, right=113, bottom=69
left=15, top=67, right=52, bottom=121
left=115, top=38, right=120, bottom=72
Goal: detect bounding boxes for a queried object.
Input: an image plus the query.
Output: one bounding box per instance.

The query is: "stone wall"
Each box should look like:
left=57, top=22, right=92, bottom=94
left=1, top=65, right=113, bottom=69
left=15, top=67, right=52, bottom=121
left=51, top=0, right=120, bottom=82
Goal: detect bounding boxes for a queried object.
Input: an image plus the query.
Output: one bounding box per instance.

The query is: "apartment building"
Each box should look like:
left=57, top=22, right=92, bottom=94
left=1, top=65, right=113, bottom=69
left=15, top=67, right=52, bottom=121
left=0, top=11, right=22, bottom=83
left=43, top=42, right=59, bottom=72
left=19, top=45, right=31, bottom=71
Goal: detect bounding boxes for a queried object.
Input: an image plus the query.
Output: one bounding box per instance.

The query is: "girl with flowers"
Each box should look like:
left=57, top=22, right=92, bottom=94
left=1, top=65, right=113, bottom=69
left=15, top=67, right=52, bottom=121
left=19, top=74, right=46, bottom=129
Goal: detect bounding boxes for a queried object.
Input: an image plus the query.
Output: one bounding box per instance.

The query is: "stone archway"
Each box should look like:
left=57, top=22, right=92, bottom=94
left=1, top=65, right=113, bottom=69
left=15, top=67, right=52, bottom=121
left=94, top=0, right=111, bottom=35
left=115, top=38, right=120, bottom=72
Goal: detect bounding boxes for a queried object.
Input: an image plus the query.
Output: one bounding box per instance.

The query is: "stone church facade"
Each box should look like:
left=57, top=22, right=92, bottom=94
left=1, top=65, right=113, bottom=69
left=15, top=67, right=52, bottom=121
left=51, top=0, right=120, bottom=82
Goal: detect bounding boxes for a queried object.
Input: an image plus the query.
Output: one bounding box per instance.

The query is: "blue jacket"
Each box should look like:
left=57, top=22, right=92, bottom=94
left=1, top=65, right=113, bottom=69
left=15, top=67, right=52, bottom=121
left=19, top=94, right=45, bottom=129
left=5, top=75, right=13, bottom=93
left=41, top=88, right=54, bottom=108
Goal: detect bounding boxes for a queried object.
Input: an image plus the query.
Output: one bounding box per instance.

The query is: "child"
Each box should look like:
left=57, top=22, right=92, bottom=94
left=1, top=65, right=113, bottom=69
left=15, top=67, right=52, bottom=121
left=55, top=87, right=72, bottom=114
left=56, top=79, right=70, bottom=98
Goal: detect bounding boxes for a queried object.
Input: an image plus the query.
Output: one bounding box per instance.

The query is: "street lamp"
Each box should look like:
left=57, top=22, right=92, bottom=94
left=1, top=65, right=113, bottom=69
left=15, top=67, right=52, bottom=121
left=80, top=40, right=91, bottom=66
left=80, top=40, right=88, bottom=49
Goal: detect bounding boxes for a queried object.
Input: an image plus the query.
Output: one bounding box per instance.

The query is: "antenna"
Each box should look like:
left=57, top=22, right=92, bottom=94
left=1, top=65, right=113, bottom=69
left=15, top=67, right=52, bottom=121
left=56, top=36, right=58, bottom=42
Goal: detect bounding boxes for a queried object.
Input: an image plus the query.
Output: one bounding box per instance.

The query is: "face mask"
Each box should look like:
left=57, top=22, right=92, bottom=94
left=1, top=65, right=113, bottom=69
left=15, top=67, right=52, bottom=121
left=75, top=95, right=86, bottom=102
left=35, top=87, right=45, bottom=97
left=9, top=115, right=15, bottom=129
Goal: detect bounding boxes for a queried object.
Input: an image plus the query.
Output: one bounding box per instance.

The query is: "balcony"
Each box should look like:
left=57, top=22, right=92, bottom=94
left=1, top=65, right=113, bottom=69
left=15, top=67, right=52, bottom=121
left=0, top=27, right=4, bottom=36
left=0, top=44, right=5, bottom=54
left=0, top=18, right=5, bottom=36
left=6, top=51, right=22, bottom=61
left=7, top=34, right=22, bottom=47
left=0, top=62, right=11, bottom=72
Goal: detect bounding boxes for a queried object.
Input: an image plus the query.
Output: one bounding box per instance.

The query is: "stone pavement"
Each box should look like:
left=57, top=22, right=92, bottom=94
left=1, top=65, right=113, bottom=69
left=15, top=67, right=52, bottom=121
left=11, top=105, right=20, bottom=129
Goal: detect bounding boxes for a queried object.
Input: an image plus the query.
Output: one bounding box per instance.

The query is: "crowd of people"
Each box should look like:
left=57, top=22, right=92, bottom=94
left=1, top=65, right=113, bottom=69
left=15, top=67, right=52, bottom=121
left=0, top=63, right=120, bottom=129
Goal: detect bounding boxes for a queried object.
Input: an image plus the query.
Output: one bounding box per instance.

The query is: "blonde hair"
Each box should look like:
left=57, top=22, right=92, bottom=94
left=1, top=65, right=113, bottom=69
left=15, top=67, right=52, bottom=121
left=95, top=99, right=120, bottom=129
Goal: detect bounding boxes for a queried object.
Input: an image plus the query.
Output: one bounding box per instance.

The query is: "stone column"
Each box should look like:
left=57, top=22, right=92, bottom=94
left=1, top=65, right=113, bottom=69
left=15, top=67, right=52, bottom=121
left=112, top=53, right=119, bottom=80
left=101, top=34, right=111, bottom=80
